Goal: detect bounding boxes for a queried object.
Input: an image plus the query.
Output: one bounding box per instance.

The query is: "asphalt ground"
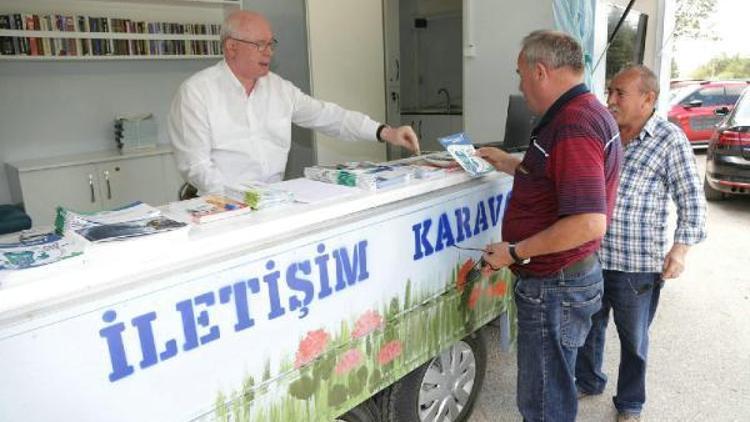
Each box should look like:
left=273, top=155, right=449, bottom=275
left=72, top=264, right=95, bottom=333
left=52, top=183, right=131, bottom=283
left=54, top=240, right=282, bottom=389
left=470, top=153, right=750, bottom=421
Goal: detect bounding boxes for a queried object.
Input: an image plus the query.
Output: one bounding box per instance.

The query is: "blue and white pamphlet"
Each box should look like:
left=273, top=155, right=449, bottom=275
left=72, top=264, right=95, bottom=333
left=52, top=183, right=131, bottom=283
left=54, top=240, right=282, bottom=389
left=438, top=132, right=494, bottom=177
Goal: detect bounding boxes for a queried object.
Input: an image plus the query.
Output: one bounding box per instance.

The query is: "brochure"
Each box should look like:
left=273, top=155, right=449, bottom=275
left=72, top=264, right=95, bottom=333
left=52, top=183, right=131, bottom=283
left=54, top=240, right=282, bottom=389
left=224, top=182, right=294, bottom=210
left=0, top=231, right=84, bottom=270
left=438, top=132, right=495, bottom=177
left=169, top=195, right=251, bottom=224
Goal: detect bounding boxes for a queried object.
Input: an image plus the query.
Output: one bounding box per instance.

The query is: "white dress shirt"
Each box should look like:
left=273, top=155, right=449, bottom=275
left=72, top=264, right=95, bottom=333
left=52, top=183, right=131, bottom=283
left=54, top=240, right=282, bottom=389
left=168, top=60, right=380, bottom=194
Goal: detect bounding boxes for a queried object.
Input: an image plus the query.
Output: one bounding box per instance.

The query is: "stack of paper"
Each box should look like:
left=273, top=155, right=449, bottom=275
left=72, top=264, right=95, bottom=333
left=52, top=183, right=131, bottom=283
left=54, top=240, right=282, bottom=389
left=224, top=182, right=294, bottom=210
left=0, top=231, right=84, bottom=270
left=55, top=202, right=188, bottom=242
left=168, top=195, right=251, bottom=224
left=304, top=162, right=413, bottom=191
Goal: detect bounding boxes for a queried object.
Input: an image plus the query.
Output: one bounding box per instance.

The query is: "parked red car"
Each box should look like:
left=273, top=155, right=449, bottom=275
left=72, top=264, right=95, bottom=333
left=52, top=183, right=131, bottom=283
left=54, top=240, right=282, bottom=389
left=668, top=81, right=749, bottom=147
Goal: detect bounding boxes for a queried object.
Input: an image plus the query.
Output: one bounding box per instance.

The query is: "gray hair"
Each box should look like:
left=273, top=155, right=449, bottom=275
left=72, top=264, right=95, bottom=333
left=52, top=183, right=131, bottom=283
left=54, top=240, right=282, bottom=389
left=220, top=13, right=240, bottom=43
left=616, top=65, right=660, bottom=98
left=521, top=30, right=584, bottom=73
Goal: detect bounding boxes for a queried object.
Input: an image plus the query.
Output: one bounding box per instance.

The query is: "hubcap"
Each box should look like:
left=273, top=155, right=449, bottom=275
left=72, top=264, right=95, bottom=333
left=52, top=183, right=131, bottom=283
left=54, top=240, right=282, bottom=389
left=417, top=341, right=476, bottom=421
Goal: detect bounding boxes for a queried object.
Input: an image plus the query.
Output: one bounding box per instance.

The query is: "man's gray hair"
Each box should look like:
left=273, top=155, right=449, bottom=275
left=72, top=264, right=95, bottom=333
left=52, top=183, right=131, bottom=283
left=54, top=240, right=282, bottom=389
left=616, top=65, right=660, bottom=98
left=220, top=12, right=241, bottom=43
left=521, top=30, right=584, bottom=73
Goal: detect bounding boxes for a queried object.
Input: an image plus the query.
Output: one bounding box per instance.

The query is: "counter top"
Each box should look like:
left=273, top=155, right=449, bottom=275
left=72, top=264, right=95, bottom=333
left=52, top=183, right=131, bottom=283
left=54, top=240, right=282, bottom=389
left=0, top=170, right=510, bottom=326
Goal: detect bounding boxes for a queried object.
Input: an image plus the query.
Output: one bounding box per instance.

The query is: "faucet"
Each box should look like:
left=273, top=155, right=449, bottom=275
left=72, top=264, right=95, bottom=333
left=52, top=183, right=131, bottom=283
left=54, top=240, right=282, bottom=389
left=437, top=88, right=451, bottom=113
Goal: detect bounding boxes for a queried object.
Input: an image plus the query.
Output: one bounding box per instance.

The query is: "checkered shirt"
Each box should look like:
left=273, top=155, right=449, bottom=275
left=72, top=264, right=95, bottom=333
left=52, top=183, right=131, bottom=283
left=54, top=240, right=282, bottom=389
left=599, top=114, right=707, bottom=273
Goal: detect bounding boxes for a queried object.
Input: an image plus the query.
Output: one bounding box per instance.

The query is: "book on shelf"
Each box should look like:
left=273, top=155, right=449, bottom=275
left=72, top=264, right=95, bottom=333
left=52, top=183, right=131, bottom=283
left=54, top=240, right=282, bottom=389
left=0, top=12, right=224, bottom=57
left=168, top=195, right=251, bottom=224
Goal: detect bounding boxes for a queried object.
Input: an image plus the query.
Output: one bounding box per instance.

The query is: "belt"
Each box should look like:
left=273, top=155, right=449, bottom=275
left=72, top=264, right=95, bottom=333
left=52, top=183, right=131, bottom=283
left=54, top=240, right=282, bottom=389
left=513, top=254, right=598, bottom=279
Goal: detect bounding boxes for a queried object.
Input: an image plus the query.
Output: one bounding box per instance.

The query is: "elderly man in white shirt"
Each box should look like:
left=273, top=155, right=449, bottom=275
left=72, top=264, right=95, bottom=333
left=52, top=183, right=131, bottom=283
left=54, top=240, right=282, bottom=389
left=168, top=10, right=420, bottom=195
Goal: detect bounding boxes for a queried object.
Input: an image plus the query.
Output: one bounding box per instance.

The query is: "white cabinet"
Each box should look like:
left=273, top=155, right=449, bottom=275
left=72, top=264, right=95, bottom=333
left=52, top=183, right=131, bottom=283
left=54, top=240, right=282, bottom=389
left=402, top=113, right=463, bottom=153
left=6, top=146, right=184, bottom=226
left=0, top=0, right=240, bottom=60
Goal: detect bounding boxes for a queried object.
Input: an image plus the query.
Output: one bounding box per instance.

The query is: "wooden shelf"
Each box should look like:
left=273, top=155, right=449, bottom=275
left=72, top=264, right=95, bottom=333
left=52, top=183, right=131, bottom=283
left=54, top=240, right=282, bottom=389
left=0, top=29, right=219, bottom=41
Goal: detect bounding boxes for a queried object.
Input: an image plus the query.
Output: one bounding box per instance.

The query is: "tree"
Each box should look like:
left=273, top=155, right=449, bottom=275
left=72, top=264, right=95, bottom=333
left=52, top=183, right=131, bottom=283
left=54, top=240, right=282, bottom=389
left=692, top=54, right=750, bottom=79
left=673, top=0, right=718, bottom=40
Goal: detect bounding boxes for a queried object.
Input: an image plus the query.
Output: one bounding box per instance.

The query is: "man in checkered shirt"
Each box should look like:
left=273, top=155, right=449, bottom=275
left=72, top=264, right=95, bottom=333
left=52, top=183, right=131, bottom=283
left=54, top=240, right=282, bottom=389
left=575, top=65, right=707, bottom=422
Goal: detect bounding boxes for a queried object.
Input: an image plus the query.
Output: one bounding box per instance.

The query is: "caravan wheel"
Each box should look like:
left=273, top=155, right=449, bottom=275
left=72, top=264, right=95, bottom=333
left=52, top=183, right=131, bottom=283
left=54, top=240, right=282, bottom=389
left=383, top=332, right=486, bottom=422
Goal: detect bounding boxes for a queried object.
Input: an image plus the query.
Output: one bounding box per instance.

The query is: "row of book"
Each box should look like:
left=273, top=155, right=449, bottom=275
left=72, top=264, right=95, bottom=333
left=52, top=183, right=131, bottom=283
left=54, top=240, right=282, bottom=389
left=0, top=13, right=222, bottom=56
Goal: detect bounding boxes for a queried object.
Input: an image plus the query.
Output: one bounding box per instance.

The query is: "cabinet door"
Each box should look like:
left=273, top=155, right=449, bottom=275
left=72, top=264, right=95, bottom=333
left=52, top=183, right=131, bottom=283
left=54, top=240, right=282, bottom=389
left=99, top=154, right=171, bottom=209
left=419, top=115, right=460, bottom=151
left=19, top=164, right=101, bottom=226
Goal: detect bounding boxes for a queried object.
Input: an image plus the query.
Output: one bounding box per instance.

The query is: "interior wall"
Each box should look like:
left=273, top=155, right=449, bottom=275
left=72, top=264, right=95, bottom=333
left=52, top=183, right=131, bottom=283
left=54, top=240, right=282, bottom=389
left=0, top=0, right=313, bottom=207
left=463, top=0, right=554, bottom=144
left=306, top=0, right=387, bottom=166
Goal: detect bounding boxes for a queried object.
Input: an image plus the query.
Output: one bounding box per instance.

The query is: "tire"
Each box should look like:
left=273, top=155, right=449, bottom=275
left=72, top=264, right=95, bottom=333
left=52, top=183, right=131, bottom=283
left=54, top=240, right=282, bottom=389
left=335, top=398, right=380, bottom=422
left=704, top=174, right=725, bottom=201
left=381, top=332, right=487, bottom=422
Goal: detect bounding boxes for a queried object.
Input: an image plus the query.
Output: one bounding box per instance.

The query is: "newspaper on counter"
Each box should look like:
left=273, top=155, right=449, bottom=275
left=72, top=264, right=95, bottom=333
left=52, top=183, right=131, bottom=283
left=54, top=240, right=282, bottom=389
left=438, top=132, right=495, bottom=177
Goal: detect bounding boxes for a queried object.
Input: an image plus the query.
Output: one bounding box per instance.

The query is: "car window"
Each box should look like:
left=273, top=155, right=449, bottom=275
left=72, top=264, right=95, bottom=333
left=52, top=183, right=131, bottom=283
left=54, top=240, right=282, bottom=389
left=733, top=91, right=750, bottom=120
left=670, top=85, right=699, bottom=106
left=683, top=86, right=725, bottom=107
left=725, top=85, right=747, bottom=106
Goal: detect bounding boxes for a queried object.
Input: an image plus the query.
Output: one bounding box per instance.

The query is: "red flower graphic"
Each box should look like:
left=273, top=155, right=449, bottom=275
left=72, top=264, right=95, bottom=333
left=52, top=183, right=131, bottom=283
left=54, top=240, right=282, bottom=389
left=487, top=281, right=508, bottom=297
left=294, top=329, right=330, bottom=368
left=468, top=285, right=482, bottom=309
left=335, top=348, right=364, bottom=375
left=352, top=310, right=385, bottom=339
left=377, top=340, right=403, bottom=365
left=456, top=259, right=475, bottom=292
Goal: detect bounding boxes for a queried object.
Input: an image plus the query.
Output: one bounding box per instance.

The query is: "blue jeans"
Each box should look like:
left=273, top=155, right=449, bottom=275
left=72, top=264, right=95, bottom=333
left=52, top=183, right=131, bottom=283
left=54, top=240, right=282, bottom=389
left=514, top=259, right=603, bottom=422
left=575, top=270, right=663, bottom=415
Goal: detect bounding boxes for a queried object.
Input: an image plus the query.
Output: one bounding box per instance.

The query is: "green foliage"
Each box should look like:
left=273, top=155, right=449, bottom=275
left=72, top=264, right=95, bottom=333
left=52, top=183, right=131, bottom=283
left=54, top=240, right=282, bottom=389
left=348, top=366, right=368, bottom=396
left=288, top=375, right=316, bottom=401
left=692, top=54, right=750, bottom=79
left=327, top=384, right=348, bottom=407
left=313, top=353, right=336, bottom=382
left=674, top=0, right=719, bottom=40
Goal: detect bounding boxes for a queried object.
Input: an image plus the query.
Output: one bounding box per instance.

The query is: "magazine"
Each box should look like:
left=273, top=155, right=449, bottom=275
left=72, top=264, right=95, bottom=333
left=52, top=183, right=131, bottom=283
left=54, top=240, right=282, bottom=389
left=437, top=133, right=495, bottom=177
left=304, top=162, right=413, bottom=191
left=224, top=182, right=294, bottom=210
left=0, top=231, right=84, bottom=270
left=55, top=202, right=188, bottom=243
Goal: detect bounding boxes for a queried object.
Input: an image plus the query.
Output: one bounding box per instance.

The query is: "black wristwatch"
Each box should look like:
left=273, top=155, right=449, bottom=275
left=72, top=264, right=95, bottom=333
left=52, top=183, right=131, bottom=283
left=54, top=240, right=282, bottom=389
left=376, top=124, right=388, bottom=143
left=508, top=243, right=531, bottom=265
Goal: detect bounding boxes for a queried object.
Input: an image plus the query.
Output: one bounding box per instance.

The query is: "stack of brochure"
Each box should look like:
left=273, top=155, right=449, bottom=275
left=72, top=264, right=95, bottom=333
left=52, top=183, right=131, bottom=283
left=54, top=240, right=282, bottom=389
left=224, top=182, right=294, bottom=210
left=304, top=162, right=413, bottom=191
left=438, top=132, right=494, bottom=177
left=55, top=202, right=188, bottom=243
left=0, top=231, right=84, bottom=270
left=168, top=195, right=251, bottom=224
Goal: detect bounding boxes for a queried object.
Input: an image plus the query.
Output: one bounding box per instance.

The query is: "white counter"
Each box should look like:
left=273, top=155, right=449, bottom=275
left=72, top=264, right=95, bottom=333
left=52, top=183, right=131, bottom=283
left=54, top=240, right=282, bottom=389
left=0, top=171, right=508, bottom=326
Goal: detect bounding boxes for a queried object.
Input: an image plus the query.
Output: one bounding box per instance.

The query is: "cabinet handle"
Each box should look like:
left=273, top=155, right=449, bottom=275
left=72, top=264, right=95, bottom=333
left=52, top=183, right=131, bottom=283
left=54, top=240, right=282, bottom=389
left=395, top=58, right=400, bottom=82
left=104, top=170, right=112, bottom=200
left=89, top=174, right=96, bottom=203
left=418, top=120, right=423, bottom=139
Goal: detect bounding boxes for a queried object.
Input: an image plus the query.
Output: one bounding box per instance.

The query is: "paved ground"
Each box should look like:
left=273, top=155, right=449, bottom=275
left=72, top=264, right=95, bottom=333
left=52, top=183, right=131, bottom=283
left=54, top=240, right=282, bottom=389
left=470, top=154, right=750, bottom=421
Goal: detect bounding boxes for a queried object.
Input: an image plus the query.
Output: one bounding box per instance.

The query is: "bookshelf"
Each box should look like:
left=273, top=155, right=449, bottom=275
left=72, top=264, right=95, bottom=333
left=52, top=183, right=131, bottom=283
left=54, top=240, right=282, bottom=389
left=0, top=0, right=240, bottom=60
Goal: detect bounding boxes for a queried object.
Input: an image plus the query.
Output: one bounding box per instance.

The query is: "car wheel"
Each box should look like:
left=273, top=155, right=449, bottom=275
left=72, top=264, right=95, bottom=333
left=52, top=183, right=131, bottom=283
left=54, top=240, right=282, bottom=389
left=704, top=174, right=725, bottom=201
left=381, top=332, right=486, bottom=422
left=335, top=398, right=380, bottom=422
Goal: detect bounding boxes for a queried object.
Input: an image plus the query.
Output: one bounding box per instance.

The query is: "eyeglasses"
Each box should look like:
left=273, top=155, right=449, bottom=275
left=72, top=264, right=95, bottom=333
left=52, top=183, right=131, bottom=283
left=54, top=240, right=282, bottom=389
left=230, top=37, right=278, bottom=52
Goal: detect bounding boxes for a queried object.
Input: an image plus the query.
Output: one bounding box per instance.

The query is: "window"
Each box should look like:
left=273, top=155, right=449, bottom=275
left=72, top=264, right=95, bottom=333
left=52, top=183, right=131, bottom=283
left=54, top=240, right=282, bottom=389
left=605, top=4, right=648, bottom=81
left=683, top=86, right=724, bottom=107
left=725, top=85, right=747, bottom=105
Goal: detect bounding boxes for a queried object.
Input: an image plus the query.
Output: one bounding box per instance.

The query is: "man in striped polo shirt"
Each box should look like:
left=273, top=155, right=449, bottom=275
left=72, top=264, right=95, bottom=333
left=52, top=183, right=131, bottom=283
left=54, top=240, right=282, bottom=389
left=575, top=65, right=707, bottom=422
left=478, top=30, right=622, bottom=422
